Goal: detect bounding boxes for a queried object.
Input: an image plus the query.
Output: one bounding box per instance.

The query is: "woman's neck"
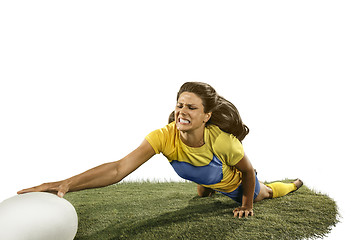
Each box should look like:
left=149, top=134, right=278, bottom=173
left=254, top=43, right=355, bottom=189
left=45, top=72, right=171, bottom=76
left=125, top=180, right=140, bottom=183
left=179, top=127, right=205, bottom=148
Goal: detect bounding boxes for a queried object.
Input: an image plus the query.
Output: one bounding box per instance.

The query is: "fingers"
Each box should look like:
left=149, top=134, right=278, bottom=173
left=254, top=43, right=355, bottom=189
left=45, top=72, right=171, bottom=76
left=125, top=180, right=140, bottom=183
left=56, top=184, right=70, bottom=198
left=57, top=191, right=65, bottom=198
left=233, top=209, right=253, bottom=218
left=17, top=182, right=69, bottom=198
left=233, top=207, right=254, bottom=218
left=17, top=188, right=33, bottom=194
left=17, top=184, right=45, bottom=194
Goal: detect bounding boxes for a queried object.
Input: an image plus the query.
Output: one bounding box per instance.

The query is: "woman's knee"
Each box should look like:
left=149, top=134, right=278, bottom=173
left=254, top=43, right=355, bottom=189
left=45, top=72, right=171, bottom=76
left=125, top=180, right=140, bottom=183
left=197, top=184, right=215, bottom=197
left=254, top=182, right=273, bottom=202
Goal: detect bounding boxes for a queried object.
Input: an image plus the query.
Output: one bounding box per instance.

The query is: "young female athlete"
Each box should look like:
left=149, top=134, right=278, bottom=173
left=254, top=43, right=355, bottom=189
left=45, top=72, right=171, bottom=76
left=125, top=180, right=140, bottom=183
left=18, top=82, right=302, bottom=218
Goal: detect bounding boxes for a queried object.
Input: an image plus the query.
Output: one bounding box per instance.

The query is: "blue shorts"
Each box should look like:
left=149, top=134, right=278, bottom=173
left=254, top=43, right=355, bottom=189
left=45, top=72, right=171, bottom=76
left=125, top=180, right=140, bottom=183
left=217, top=174, right=261, bottom=205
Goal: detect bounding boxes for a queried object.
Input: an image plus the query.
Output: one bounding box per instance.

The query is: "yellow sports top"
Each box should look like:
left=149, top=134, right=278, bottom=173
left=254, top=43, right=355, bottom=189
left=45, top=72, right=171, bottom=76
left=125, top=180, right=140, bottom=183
left=145, top=121, right=244, bottom=193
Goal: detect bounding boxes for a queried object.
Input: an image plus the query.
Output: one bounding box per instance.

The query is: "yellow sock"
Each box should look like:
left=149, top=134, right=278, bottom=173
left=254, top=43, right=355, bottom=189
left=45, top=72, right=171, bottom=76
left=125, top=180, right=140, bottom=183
left=266, top=182, right=297, bottom=198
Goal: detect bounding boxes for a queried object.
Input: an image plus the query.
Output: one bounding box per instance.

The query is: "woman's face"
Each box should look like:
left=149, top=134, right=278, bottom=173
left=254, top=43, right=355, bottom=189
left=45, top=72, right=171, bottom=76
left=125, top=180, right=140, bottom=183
left=175, top=92, right=211, bottom=132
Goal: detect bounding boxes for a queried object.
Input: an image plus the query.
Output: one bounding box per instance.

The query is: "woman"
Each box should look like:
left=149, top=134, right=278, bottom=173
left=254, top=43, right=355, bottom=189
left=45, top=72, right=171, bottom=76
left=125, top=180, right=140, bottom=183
left=18, top=82, right=302, bottom=218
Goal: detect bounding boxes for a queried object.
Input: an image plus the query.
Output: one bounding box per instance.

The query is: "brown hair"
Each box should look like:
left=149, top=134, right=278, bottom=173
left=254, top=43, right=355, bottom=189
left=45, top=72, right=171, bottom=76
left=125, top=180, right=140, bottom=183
left=168, top=82, right=249, bottom=142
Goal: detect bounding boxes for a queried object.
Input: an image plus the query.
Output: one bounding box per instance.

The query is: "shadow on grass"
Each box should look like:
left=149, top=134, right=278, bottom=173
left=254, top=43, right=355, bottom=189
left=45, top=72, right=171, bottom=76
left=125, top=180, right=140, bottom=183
left=84, top=197, right=237, bottom=240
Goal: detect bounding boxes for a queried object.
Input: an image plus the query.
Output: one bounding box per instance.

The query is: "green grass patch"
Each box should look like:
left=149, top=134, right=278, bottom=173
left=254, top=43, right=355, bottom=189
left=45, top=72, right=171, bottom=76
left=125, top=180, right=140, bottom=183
left=65, top=181, right=339, bottom=240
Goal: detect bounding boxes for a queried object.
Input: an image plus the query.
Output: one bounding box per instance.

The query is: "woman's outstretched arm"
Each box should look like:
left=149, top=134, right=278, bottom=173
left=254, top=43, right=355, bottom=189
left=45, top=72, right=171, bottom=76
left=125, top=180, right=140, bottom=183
left=17, top=139, right=156, bottom=197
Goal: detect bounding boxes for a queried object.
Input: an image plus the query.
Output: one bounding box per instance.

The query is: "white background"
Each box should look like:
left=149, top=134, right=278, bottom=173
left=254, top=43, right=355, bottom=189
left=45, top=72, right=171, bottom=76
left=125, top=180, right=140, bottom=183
left=1, top=1, right=359, bottom=239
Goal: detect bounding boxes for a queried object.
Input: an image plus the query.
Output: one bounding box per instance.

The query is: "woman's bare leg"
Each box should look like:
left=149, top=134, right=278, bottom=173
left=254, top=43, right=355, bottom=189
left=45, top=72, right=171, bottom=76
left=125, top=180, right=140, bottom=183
left=254, top=179, right=303, bottom=202
left=254, top=182, right=273, bottom=202
left=197, top=184, right=215, bottom=197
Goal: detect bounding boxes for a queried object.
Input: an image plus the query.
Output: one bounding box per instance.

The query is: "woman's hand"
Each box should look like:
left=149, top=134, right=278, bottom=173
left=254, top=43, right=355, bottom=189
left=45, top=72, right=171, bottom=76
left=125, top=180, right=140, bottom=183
left=17, top=181, right=70, bottom=198
left=233, top=206, right=254, bottom=218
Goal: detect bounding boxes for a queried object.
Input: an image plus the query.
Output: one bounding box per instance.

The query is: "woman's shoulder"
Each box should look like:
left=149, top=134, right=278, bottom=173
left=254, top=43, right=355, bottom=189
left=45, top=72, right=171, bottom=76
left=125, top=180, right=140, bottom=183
left=145, top=121, right=178, bottom=155
left=160, top=121, right=176, bottom=134
left=206, top=124, right=242, bottom=149
left=148, top=121, right=178, bottom=141
left=206, top=124, right=244, bottom=164
left=206, top=124, right=233, bottom=140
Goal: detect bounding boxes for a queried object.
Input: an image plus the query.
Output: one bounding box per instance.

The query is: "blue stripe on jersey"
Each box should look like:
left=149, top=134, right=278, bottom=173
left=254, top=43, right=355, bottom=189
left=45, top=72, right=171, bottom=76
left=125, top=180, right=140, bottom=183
left=170, top=154, right=223, bottom=185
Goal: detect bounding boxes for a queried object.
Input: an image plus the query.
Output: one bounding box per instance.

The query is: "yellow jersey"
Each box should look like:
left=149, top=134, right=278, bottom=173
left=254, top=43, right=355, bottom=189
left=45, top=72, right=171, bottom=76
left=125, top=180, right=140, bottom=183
left=145, top=122, right=244, bottom=193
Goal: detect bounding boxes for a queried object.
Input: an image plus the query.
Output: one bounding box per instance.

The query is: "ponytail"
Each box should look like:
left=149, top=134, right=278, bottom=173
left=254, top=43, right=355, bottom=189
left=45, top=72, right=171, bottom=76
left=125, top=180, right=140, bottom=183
left=208, top=95, right=249, bottom=142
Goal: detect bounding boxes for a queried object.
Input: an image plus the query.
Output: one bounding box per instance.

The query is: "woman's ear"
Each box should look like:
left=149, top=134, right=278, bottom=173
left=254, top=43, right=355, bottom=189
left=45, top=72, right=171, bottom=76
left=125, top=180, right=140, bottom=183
left=204, top=112, right=212, bottom=123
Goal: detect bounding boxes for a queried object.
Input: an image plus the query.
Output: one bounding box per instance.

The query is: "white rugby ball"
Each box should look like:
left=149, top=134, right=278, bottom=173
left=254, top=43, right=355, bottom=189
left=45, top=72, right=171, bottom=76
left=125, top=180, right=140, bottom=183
left=0, top=192, right=78, bottom=240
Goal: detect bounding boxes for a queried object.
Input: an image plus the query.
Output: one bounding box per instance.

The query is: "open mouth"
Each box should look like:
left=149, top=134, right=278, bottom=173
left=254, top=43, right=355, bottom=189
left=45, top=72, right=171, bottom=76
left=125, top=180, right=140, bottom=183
left=179, top=118, right=190, bottom=124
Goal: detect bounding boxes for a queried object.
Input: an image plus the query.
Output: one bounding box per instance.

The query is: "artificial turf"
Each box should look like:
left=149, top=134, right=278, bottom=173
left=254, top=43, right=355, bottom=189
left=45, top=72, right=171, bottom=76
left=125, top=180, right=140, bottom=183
left=65, top=180, right=339, bottom=240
